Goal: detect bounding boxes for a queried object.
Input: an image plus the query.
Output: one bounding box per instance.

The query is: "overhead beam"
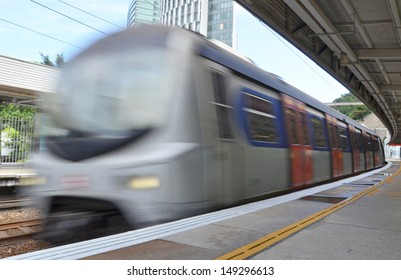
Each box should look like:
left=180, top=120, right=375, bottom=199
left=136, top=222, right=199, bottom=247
left=294, top=0, right=380, bottom=94
left=358, top=48, right=401, bottom=59
left=380, top=84, right=401, bottom=91
left=387, top=0, right=401, bottom=44
left=325, top=102, right=364, bottom=106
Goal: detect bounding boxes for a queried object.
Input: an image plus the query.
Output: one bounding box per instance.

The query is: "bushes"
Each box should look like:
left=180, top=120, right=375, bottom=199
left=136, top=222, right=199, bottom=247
left=0, top=104, right=36, bottom=164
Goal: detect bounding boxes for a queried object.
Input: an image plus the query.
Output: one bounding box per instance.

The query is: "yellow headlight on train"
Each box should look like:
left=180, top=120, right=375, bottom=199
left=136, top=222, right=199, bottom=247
left=19, top=175, right=47, bottom=186
left=128, top=176, right=160, bottom=189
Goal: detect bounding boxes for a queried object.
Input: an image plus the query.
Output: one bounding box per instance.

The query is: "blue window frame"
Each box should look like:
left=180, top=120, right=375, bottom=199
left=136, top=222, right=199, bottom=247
left=238, top=87, right=286, bottom=148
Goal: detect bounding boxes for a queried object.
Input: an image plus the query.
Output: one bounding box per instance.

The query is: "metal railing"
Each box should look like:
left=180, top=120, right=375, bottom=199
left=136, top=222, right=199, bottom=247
left=0, top=117, right=35, bottom=166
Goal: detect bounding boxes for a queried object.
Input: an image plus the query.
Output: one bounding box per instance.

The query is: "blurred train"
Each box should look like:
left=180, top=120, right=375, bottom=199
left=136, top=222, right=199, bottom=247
left=24, top=26, right=385, bottom=242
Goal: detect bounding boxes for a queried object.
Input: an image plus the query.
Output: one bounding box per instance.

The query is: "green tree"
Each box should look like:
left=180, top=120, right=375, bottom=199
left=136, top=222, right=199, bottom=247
left=39, top=52, right=65, bottom=67
left=0, top=104, right=36, bottom=162
left=0, top=104, right=36, bottom=120
left=55, top=53, right=65, bottom=67
left=332, top=93, right=370, bottom=121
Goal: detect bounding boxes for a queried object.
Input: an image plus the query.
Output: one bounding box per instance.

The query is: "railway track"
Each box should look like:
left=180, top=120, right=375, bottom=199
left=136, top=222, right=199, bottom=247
left=0, top=218, right=42, bottom=241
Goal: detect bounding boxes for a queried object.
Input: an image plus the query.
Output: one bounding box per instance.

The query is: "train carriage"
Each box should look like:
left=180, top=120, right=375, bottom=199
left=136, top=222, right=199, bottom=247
left=23, top=26, right=386, bottom=243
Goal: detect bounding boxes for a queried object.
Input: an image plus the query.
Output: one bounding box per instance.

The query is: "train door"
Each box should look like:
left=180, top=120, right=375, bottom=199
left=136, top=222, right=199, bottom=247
left=364, top=132, right=374, bottom=170
left=372, top=136, right=380, bottom=168
left=327, top=115, right=343, bottom=177
left=282, top=95, right=313, bottom=188
left=373, top=136, right=385, bottom=167
left=339, top=122, right=352, bottom=175
left=349, top=126, right=359, bottom=173
left=209, top=69, right=243, bottom=204
left=355, top=128, right=366, bottom=171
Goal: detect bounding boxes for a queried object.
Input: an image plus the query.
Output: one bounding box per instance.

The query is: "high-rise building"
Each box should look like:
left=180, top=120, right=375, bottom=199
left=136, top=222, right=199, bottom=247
left=161, top=0, right=235, bottom=47
left=160, top=0, right=208, bottom=36
left=206, top=0, right=235, bottom=47
left=127, top=0, right=161, bottom=27
left=128, top=0, right=236, bottom=48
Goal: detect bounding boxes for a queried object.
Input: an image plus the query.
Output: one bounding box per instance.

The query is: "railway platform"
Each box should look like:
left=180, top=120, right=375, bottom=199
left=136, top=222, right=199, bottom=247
left=0, top=166, right=36, bottom=180
left=0, top=166, right=36, bottom=194
left=6, top=161, right=401, bottom=260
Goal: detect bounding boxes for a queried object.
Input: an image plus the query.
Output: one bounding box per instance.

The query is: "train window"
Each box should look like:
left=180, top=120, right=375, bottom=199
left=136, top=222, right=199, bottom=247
left=301, top=113, right=310, bottom=146
left=311, top=117, right=327, bottom=148
left=246, top=113, right=278, bottom=142
left=374, top=138, right=380, bottom=152
left=339, top=126, right=350, bottom=151
left=365, top=135, right=372, bottom=151
left=330, top=123, right=341, bottom=149
left=285, top=108, right=299, bottom=144
left=372, top=137, right=378, bottom=153
left=212, top=72, right=227, bottom=105
left=349, top=130, right=355, bottom=149
left=373, top=138, right=381, bottom=161
left=356, top=131, right=363, bottom=151
left=350, top=129, right=360, bottom=152
left=335, top=126, right=341, bottom=149
left=246, top=94, right=274, bottom=116
left=328, top=123, right=336, bottom=149
left=211, top=71, right=233, bottom=140
left=243, top=93, right=279, bottom=143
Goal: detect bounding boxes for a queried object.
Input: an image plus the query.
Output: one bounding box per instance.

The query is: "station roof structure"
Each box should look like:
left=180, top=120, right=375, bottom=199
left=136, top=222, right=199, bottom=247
left=236, top=0, right=401, bottom=143
left=0, top=55, right=60, bottom=107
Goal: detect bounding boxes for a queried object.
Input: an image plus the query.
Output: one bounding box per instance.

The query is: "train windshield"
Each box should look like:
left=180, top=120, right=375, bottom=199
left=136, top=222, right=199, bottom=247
left=46, top=47, right=179, bottom=137
left=42, top=46, right=183, bottom=161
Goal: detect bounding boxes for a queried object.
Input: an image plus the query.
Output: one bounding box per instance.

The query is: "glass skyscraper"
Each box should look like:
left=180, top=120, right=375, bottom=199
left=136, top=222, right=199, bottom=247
left=206, top=0, right=234, bottom=47
left=127, top=0, right=161, bottom=27
left=128, top=0, right=236, bottom=48
left=161, top=0, right=207, bottom=35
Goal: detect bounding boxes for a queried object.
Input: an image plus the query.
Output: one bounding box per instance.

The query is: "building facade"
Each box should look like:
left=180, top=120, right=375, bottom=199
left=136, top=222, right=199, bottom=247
left=160, top=0, right=207, bottom=36
left=128, top=0, right=235, bottom=48
left=127, top=0, right=161, bottom=27
left=206, top=0, right=234, bottom=47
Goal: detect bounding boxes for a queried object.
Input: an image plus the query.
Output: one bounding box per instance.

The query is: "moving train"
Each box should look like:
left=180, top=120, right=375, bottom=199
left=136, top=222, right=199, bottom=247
left=25, top=26, right=385, bottom=242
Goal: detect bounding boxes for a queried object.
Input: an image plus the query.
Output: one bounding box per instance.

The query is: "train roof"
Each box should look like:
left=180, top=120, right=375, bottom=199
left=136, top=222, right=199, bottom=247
left=70, top=25, right=174, bottom=60
left=192, top=32, right=377, bottom=136
left=74, top=25, right=377, bottom=136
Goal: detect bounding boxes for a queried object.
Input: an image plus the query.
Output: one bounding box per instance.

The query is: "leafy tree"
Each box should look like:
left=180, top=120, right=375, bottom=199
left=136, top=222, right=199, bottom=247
left=0, top=104, right=36, bottom=120
left=55, top=53, right=65, bottom=67
left=0, top=104, right=36, bottom=162
left=39, top=53, right=54, bottom=66
left=332, top=93, right=371, bottom=121
left=39, top=52, right=65, bottom=67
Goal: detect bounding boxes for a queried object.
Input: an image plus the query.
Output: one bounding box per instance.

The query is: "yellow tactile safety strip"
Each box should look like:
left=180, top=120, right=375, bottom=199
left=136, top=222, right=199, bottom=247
left=216, top=165, right=401, bottom=260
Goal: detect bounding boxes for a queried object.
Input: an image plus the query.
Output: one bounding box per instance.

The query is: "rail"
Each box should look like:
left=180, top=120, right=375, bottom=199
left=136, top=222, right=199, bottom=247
left=0, top=218, right=42, bottom=241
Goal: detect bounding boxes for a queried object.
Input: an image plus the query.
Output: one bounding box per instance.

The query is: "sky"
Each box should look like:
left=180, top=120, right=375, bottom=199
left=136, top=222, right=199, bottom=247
left=0, top=0, right=348, bottom=103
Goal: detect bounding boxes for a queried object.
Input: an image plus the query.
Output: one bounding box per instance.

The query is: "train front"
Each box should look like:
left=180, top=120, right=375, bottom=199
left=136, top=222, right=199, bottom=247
left=26, top=27, right=207, bottom=243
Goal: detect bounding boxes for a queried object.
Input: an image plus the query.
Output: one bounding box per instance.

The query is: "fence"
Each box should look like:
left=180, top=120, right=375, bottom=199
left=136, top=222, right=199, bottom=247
left=0, top=117, right=36, bottom=166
